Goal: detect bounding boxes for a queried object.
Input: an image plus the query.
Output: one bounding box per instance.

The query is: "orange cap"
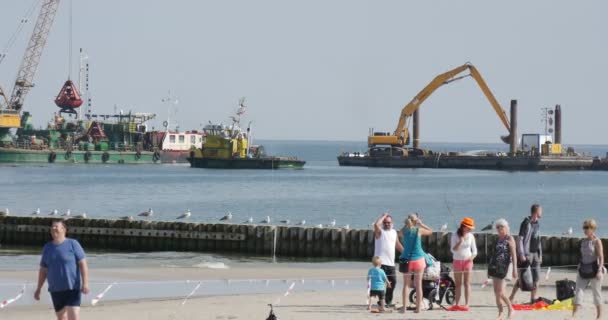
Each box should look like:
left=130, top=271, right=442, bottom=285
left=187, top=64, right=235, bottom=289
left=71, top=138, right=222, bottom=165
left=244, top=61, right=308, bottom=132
left=461, top=217, right=475, bottom=229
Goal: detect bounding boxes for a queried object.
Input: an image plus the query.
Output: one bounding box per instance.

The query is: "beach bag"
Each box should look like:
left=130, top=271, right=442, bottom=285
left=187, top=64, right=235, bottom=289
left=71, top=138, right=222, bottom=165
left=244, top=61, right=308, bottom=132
left=423, top=254, right=440, bottom=280
left=555, top=279, right=575, bottom=301
left=518, top=262, right=534, bottom=291
left=579, top=261, right=599, bottom=279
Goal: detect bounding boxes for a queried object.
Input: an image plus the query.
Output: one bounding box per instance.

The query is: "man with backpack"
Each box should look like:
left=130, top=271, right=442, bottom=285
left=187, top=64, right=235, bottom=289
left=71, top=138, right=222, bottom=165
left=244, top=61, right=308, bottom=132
left=510, top=204, right=543, bottom=303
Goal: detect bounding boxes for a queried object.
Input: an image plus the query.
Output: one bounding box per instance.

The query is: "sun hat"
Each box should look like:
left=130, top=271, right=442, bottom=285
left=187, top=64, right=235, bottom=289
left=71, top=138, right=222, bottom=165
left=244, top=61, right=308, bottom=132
left=460, top=217, right=475, bottom=229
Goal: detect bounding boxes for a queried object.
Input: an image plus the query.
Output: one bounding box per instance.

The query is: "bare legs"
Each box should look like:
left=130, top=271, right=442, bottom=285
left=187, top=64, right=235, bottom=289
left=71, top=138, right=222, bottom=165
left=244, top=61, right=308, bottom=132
left=413, top=270, right=423, bottom=312
left=493, top=278, right=513, bottom=320
left=454, top=269, right=463, bottom=306
left=402, top=273, right=411, bottom=313
left=463, top=269, right=471, bottom=307
left=55, top=307, right=80, bottom=320
left=572, top=304, right=603, bottom=320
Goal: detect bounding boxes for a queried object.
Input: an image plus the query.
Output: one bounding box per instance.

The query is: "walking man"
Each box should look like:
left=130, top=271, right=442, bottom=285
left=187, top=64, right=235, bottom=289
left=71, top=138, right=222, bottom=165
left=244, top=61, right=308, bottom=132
left=510, top=204, right=542, bottom=303
left=374, top=212, right=403, bottom=307
left=34, top=220, right=89, bottom=320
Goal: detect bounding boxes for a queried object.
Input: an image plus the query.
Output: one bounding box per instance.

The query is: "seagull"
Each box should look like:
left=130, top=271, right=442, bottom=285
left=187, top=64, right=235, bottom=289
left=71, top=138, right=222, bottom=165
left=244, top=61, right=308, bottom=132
left=49, top=209, right=58, bottom=216
left=481, top=221, right=494, bottom=231
left=219, top=211, right=232, bottom=221
left=119, top=216, right=134, bottom=221
left=296, top=220, right=306, bottom=226
left=327, top=218, right=336, bottom=228
left=563, top=227, right=573, bottom=236
left=62, top=209, right=71, bottom=217
left=32, top=208, right=41, bottom=215
left=260, top=216, right=271, bottom=224
left=440, top=223, right=448, bottom=233
left=243, top=217, right=253, bottom=224
left=177, top=209, right=191, bottom=219
left=0, top=208, right=9, bottom=217
left=342, top=224, right=350, bottom=230
left=138, top=208, right=153, bottom=217
left=316, top=224, right=323, bottom=228
left=280, top=219, right=290, bottom=224
left=73, top=213, right=87, bottom=219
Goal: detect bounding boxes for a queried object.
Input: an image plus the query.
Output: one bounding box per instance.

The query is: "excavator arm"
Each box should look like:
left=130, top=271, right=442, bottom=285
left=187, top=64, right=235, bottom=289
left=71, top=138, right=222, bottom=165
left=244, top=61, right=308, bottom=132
left=368, top=63, right=511, bottom=147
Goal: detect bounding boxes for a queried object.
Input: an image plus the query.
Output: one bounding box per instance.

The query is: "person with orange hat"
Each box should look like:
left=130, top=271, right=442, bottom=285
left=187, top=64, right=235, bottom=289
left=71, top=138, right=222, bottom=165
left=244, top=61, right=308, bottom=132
left=447, top=217, right=477, bottom=311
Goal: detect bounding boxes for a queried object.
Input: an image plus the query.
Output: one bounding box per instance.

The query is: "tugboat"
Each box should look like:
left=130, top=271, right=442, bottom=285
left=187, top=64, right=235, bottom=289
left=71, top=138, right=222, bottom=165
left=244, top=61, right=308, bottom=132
left=187, top=99, right=305, bottom=169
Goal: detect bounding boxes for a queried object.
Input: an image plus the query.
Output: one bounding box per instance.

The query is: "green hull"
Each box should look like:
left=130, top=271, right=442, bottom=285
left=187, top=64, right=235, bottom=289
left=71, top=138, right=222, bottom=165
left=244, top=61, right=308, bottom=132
left=0, top=148, right=159, bottom=164
left=188, top=157, right=305, bottom=169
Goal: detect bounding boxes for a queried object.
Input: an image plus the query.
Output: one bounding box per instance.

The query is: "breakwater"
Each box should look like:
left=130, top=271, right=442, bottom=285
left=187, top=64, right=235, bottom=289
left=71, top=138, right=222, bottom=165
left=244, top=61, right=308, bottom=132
left=1, top=216, right=605, bottom=266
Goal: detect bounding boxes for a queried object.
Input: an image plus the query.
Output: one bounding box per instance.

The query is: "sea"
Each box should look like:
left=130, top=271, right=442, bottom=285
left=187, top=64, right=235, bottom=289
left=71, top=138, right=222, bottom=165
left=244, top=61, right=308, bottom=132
left=0, top=140, right=606, bottom=303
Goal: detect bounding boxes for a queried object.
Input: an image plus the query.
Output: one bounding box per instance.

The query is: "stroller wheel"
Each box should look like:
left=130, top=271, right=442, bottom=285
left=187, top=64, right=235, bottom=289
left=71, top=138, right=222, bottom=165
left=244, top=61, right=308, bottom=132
left=444, top=288, right=456, bottom=305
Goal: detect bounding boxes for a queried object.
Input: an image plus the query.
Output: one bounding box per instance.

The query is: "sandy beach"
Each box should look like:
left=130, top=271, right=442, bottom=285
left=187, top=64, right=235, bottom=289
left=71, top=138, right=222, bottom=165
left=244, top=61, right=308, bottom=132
left=1, top=264, right=605, bottom=320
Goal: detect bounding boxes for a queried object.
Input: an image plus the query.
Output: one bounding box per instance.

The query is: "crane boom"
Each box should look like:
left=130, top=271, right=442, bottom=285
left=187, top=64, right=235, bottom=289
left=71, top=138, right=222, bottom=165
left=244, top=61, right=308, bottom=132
left=368, top=63, right=511, bottom=147
left=8, top=0, right=61, bottom=113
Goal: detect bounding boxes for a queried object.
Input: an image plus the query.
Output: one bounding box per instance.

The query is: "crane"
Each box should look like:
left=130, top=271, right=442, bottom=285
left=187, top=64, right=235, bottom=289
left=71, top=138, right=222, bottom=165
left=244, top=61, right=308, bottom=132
left=0, top=0, right=61, bottom=129
left=367, top=62, right=511, bottom=148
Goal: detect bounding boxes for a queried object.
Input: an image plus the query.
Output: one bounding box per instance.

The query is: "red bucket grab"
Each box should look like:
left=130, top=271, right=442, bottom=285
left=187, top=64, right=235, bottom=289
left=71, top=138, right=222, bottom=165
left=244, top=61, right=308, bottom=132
left=54, top=80, right=83, bottom=109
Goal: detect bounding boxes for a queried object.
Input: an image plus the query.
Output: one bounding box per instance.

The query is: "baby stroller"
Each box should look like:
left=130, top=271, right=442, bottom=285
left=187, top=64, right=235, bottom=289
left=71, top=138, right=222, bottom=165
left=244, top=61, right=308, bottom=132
left=409, top=264, right=456, bottom=310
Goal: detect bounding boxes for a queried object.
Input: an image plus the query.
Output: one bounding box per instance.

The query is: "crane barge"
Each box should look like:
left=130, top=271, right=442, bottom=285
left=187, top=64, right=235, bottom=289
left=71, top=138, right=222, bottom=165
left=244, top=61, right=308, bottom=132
left=338, top=63, right=595, bottom=170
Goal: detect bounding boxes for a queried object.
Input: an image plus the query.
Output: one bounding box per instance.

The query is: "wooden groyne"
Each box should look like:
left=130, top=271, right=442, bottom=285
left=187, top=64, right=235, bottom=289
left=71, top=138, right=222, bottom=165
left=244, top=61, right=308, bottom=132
left=1, top=216, right=606, bottom=266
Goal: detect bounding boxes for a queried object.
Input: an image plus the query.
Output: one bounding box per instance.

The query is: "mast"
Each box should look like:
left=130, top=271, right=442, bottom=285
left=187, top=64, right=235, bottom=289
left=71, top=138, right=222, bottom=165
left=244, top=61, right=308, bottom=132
left=8, top=0, right=62, bottom=113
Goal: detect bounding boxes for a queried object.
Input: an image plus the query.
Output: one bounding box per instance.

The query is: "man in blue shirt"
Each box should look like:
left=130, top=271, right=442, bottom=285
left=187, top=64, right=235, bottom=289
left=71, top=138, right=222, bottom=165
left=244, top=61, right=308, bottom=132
left=34, top=220, right=90, bottom=320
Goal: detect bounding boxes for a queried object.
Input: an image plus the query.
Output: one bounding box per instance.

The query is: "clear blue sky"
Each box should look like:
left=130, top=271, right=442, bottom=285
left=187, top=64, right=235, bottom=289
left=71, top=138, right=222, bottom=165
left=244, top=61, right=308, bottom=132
left=1, top=0, right=606, bottom=144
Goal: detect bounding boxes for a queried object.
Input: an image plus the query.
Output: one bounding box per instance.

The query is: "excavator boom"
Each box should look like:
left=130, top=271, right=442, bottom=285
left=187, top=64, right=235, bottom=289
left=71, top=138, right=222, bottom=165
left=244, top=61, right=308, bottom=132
left=368, top=63, right=510, bottom=147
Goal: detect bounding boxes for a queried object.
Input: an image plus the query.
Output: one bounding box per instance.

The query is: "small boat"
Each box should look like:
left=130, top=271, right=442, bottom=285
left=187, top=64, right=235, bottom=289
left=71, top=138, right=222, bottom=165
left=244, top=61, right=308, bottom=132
left=187, top=99, right=305, bottom=169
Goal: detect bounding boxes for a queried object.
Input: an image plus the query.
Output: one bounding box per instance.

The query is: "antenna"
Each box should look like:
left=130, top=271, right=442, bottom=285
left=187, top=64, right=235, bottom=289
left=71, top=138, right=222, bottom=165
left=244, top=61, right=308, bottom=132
left=161, top=90, right=179, bottom=131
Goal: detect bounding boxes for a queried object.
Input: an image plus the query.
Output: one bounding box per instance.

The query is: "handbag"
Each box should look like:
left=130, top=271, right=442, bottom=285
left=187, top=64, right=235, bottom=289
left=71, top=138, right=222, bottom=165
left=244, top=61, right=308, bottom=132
left=579, top=261, right=599, bottom=279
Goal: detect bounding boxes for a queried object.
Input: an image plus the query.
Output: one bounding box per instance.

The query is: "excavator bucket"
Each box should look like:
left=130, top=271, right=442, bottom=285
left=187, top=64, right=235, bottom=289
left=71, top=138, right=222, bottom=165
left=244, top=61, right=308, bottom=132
left=54, top=80, right=83, bottom=112
left=500, top=134, right=511, bottom=144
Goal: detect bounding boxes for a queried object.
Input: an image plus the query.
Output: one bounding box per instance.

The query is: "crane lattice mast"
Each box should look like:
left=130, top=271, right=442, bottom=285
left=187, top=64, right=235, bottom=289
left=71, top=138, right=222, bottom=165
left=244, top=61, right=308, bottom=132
left=8, top=0, right=61, bottom=112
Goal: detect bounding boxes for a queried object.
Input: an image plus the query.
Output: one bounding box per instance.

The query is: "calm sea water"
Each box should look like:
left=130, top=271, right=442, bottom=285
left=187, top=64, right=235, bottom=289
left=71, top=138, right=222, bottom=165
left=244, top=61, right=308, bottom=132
left=1, top=140, right=607, bottom=239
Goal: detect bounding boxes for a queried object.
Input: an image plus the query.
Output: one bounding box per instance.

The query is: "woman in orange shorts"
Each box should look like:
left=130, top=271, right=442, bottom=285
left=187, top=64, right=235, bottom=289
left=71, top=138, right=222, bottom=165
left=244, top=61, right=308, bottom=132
left=448, top=217, right=477, bottom=311
left=398, top=213, right=433, bottom=313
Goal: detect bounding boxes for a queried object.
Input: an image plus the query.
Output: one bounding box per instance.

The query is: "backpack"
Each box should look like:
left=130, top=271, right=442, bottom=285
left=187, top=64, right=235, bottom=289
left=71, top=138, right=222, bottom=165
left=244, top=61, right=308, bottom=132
left=555, top=279, right=575, bottom=301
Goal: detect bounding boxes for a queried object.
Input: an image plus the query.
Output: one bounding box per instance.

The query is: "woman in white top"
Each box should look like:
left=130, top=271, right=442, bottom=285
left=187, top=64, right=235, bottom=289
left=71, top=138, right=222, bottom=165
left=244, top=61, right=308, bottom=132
left=448, top=217, right=477, bottom=311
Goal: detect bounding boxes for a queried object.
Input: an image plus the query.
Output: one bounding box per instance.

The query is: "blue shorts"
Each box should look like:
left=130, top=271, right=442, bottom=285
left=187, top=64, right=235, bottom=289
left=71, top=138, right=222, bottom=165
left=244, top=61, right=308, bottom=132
left=50, top=289, right=81, bottom=312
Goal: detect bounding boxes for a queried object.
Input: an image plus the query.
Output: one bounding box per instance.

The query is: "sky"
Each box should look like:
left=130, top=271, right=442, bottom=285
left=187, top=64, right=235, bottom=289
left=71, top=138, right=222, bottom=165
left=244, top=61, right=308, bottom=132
left=0, top=0, right=607, bottom=144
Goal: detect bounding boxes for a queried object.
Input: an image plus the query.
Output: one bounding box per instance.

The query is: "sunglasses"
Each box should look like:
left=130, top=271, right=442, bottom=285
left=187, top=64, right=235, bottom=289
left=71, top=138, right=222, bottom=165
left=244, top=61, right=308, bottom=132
left=583, top=226, right=591, bottom=230
left=383, top=221, right=392, bottom=224
left=496, top=225, right=505, bottom=229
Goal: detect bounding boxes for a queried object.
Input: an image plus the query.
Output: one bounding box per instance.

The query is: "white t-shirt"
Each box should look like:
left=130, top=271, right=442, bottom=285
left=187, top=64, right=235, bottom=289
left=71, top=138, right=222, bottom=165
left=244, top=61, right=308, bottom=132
left=450, top=232, right=478, bottom=260
left=374, top=228, right=397, bottom=267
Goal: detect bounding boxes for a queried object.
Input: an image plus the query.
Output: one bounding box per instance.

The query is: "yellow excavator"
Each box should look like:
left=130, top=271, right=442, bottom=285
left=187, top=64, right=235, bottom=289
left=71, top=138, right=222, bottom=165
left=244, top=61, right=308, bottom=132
left=368, top=63, right=511, bottom=151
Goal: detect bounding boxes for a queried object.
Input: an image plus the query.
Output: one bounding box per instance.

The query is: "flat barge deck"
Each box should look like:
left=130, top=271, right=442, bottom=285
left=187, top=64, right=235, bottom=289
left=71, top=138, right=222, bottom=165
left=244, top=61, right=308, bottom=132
left=338, top=153, right=597, bottom=171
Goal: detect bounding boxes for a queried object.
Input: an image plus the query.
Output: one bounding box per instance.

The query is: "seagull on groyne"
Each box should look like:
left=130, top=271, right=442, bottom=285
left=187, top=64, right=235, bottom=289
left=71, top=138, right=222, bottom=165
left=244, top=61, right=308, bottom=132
left=219, top=211, right=232, bottom=221
left=296, top=220, right=306, bottom=226
left=563, top=227, right=573, bottom=236
left=61, top=209, right=71, bottom=217
left=0, top=208, right=9, bottom=217
left=138, top=208, right=153, bottom=217
left=316, top=224, right=323, bottom=228
left=119, top=216, right=134, bottom=221
left=481, top=221, right=494, bottom=231
left=342, top=224, right=350, bottom=230
left=440, top=223, right=448, bottom=236
left=177, top=209, right=191, bottom=220
left=327, top=218, right=336, bottom=228
left=260, top=216, right=271, bottom=224
left=243, top=217, right=253, bottom=224
left=32, top=208, right=41, bottom=215
left=280, top=219, right=290, bottom=224
left=72, top=213, right=87, bottom=219
left=49, top=209, right=58, bottom=216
